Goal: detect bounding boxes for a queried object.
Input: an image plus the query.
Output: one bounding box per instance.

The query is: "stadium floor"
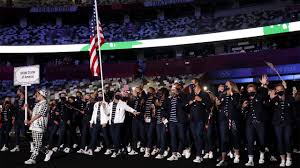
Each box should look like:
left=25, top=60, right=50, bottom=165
left=0, top=147, right=299, bottom=168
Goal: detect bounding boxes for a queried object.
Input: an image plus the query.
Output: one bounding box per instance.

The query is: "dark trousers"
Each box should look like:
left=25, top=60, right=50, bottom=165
left=204, top=122, right=215, bottom=152
left=156, top=123, right=166, bottom=155
left=190, top=121, right=204, bottom=156
left=131, top=118, right=145, bottom=150
left=57, top=121, right=71, bottom=148
left=110, top=123, right=123, bottom=152
left=80, top=118, right=90, bottom=149
left=274, top=123, right=292, bottom=155
left=102, top=125, right=111, bottom=148
left=219, top=120, right=240, bottom=153
left=246, top=122, right=265, bottom=155
left=145, top=121, right=156, bottom=148
left=88, top=122, right=101, bottom=150
left=0, top=122, right=11, bottom=147
left=169, top=122, right=186, bottom=153
left=14, top=120, right=25, bottom=146
left=48, top=124, right=59, bottom=148
left=121, top=119, right=132, bottom=148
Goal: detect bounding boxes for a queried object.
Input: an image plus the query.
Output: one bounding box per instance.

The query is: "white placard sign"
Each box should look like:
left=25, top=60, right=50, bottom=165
left=14, top=65, right=40, bottom=86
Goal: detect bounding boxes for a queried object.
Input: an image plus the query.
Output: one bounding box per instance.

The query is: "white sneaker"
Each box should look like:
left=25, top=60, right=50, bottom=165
left=259, top=152, right=265, bottom=164
left=203, top=153, right=209, bottom=159
left=0, top=146, right=8, bottom=152
left=127, top=145, right=132, bottom=153
left=140, top=147, right=145, bottom=153
left=245, top=160, right=254, bottom=167
left=111, top=151, right=120, bottom=158
left=73, top=144, right=78, bottom=149
left=128, top=150, right=138, bottom=155
left=52, top=147, right=58, bottom=152
left=167, top=154, right=178, bottom=161
left=176, top=152, right=182, bottom=159
left=44, top=150, right=53, bottom=162
left=104, top=149, right=112, bottom=155
left=163, top=150, right=169, bottom=157
left=233, top=155, right=240, bottom=164
left=144, top=148, right=150, bottom=157
left=184, top=149, right=191, bottom=159
left=228, top=151, right=234, bottom=159
left=24, top=159, right=36, bottom=165
left=94, top=147, right=102, bottom=153
left=77, top=149, right=85, bottom=154
left=137, top=141, right=141, bottom=148
left=270, top=155, right=277, bottom=162
left=193, top=156, right=203, bottom=163
left=63, top=147, right=70, bottom=153
left=59, top=144, right=64, bottom=149
left=286, top=158, right=292, bottom=167
left=10, top=146, right=20, bottom=152
left=279, top=160, right=286, bottom=167
left=216, top=160, right=226, bottom=167
left=85, top=149, right=93, bottom=156
left=155, top=154, right=164, bottom=159
left=151, top=148, right=159, bottom=156
left=209, top=151, right=214, bottom=159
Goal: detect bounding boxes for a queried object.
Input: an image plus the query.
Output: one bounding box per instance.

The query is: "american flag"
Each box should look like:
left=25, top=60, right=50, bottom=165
left=89, top=0, right=105, bottom=77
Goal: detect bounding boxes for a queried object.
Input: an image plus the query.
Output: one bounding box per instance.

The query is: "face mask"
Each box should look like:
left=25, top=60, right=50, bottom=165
left=60, top=97, right=66, bottom=102
left=115, top=95, right=121, bottom=100
left=224, top=85, right=229, bottom=91
left=248, top=92, right=256, bottom=97
left=277, top=91, right=285, bottom=96
left=98, top=97, right=103, bottom=101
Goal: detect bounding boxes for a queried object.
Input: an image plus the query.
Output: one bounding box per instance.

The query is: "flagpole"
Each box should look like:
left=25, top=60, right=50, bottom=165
left=94, top=0, right=105, bottom=100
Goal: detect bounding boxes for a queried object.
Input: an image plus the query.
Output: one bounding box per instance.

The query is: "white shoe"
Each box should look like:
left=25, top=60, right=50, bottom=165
left=128, top=150, right=138, bottom=155
left=0, top=146, right=8, bottom=152
left=111, top=151, right=120, bottom=158
left=233, top=155, right=240, bottom=164
left=151, top=148, right=159, bottom=156
left=216, top=160, right=226, bottom=167
left=140, top=147, right=145, bottom=153
left=176, top=152, right=182, bottom=159
left=94, top=147, right=102, bottom=153
left=280, top=160, right=286, bottom=167
left=286, top=158, right=292, bottom=167
left=85, top=149, right=93, bottom=156
left=155, top=154, right=164, bottom=159
left=203, top=153, right=209, bottom=159
left=167, top=154, right=178, bottom=161
left=127, top=145, right=132, bottom=153
left=77, top=149, right=85, bottom=154
left=245, top=160, right=254, bottom=167
left=44, top=150, right=53, bottom=162
left=209, top=151, right=213, bottom=159
left=59, top=144, right=64, bottom=149
left=24, top=159, right=36, bottom=165
left=63, top=147, right=70, bottom=153
left=193, top=156, right=203, bottom=163
left=73, top=144, right=78, bottom=149
left=228, top=151, right=234, bottom=159
left=52, top=147, right=58, bottom=152
left=104, top=149, right=112, bottom=155
left=270, top=155, right=277, bottom=162
left=184, top=149, right=191, bottom=159
left=144, top=151, right=150, bottom=158
left=144, top=148, right=150, bottom=157
left=137, top=141, right=141, bottom=148
left=163, top=150, right=169, bottom=157
left=259, top=152, right=265, bottom=164
left=10, top=146, right=20, bottom=152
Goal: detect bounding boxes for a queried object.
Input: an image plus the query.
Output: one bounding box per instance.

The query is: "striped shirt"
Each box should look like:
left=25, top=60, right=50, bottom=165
left=96, top=105, right=101, bottom=122
left=169, top=97, right=178, bottom=123
left=111, top=102, right=117, bottom=124
left=156, top=100, right=164, bottom=124
left=145, top=97, right=153, bottom=118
